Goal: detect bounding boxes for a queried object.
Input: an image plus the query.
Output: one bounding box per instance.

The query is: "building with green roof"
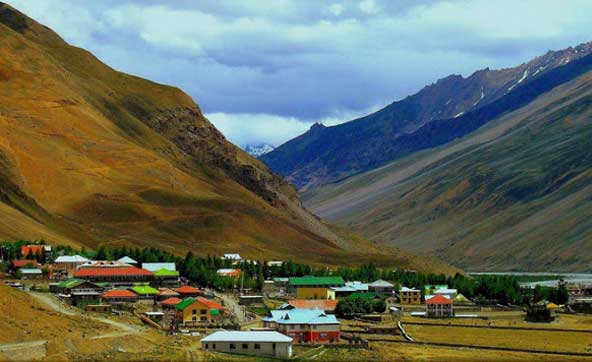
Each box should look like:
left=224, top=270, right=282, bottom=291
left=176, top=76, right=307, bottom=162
left=130, top=284, right=159, bottom=299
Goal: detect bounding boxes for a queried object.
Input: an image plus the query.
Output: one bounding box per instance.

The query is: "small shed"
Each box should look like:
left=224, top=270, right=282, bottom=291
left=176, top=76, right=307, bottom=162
left=201, top=331, right=292, bottom=358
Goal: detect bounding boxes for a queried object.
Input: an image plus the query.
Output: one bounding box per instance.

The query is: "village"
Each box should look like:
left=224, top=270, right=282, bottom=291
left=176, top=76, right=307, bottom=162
left=1, top=242, right=592, bottom=361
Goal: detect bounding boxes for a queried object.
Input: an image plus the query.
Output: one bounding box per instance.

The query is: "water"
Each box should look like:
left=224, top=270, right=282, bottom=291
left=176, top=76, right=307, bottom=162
left=468, top=272, right=592, bottom=288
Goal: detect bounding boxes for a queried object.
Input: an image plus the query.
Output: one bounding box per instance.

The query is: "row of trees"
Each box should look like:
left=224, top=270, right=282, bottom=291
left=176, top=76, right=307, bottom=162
left=0, top=240, right=570, bottom=304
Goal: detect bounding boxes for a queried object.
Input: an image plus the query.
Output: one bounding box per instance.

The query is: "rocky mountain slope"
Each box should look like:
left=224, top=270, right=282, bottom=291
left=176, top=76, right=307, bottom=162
left=0, top=3, right=458, bottom=271
left=304, top=63, right=592, bottom=272
left=262, top=42, right=592, bottom=190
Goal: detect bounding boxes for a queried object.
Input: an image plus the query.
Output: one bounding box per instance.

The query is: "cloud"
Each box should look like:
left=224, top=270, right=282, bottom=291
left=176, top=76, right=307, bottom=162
left=7, top=0, right=592, bottom=147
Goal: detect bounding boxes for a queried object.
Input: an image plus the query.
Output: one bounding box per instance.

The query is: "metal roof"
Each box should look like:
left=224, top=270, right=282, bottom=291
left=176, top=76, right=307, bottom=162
left=265, top=309, right=340, bottom=325
left=20, top=268, right=42, bottom=274
left=55, top=255, right=89, bottom=263
left=369, top=279, right=394, bottom=288
left=201, top=331, right=292, bottom=343
left=117, top=256, right=138, bottom=264
left=142, top=262, right=176, bottom=272
left=400, top=286, right=420, bottom=292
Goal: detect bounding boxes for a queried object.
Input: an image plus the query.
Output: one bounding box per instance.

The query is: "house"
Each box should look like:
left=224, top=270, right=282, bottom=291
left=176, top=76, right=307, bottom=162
left=331, top=281, right=369, bottom=298
left=153, top=268, right=181, bottom=287
left=53, top=255, right=89, bottom=278
left=222, top=254, right=242, bottom=264
left=100, top=289, right=139, bottom=305
left=280, top=299, right=339, bottom=314
left=160, top=297, right=182, bottom=309
left=434, top=288, right=457, bottom=300
left=399, top=287, right=421, bottom=304
left=74, top=267, right=153, bottom=285
left=12, top=259, right=39, bottom=269
left=289, top=276, right=344, bottom=300
left=201, top=331, right=292, bottom=358
left=175, top=285, right=203, bottom=298
left=130, top=284, right=159, bottom=300
left=19, top=268, right=43, bottom=279
left=263, top=308, right=340, bottom=344
left=79, top=260, right=132, bottom=268
left=175, top=297, right=225, bottom=325
left=157, top=288, right=181, bottom=301
left=216, top=268, right=241, bottom=278
left=369, top=280, right=395, bottom=295
left=117, top=256, right=138, bottom=265
left=426, top=294, right=454, bottom=317
left=21, top=245, right=51, bottom=260
left=51, top=278, right=103, bottom=306
left=142, top=262, right=176, bottom=273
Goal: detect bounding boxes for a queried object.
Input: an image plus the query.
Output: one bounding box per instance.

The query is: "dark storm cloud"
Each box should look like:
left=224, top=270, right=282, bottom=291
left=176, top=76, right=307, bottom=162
left=7, top=0, right=592, bottom=146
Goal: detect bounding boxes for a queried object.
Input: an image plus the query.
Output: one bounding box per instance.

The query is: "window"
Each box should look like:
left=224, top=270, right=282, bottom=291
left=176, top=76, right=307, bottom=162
left=192, top=316, right=197, bottom=321
left=205, top=344, right=209, bottom=349
left=254, top=344, right=261, bottom=350
left=212, top=344, right=216, bottom=350
left=200, top=309, right=206, bottom=315
left=192, top=309, right=197, bottom=315
left=230, top=344, right=236, bottom=350
left=242, top=344, right=248, bottom=350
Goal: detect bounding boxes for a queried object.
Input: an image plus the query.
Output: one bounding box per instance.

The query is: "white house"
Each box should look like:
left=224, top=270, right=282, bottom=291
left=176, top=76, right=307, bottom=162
left=201, top=331, right=292, bottom=358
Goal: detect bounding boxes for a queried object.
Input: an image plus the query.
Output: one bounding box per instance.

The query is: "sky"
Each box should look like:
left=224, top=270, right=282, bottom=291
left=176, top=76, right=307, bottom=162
left=8, top=0, right=592, bottom=148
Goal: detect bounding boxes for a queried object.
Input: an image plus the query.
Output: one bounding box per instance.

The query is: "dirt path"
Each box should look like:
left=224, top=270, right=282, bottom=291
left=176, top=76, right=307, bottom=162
left=27, top=291, right=142, bottom=339
left=0, top=340, right=48, bottom=361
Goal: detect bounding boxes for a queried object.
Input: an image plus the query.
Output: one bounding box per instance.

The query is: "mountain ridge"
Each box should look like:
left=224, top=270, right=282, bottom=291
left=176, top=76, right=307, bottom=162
left=0, top=2, right=461, bottom=272
left=262, top=41, right=592, bottom=190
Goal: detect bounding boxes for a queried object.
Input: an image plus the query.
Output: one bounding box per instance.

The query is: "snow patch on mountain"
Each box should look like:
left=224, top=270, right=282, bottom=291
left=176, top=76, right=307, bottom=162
left=244, top=144, right=275, bottom=157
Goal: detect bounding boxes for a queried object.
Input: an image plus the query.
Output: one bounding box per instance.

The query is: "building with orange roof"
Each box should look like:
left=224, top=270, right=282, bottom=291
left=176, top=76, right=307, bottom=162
left=157, top=288, right=180, bottom=301
left=161, top=297, right=182, bottom=309
left=425, top=294, right=453, bottom=318
left=12, top=259, right=39, bottom=269
left=175, top=285, right=203, bottom=298
left=175, top=297, right=225, bottom=325
left=282, top=299, right=338, bottom=314
left=21, top=245, right=51, bottom=259
left=100, top=289, right=139, bottom=305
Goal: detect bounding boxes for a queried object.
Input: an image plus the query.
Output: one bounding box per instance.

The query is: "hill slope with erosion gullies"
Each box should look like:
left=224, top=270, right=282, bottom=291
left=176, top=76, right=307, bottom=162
left=304, top=66, right=592, bottom=272
left=0, top=3, right=457, bottom=271
left=262, top=41, right=592, bottom=190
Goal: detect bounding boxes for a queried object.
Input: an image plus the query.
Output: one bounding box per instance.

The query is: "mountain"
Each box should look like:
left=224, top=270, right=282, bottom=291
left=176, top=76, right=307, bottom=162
left=262, top=42, right=592, bottom=190
left=303, top=57, right=592, bottom=272
left=0, top=3, right=457, bottom=272
left=244, top=144, right=275, bottom=157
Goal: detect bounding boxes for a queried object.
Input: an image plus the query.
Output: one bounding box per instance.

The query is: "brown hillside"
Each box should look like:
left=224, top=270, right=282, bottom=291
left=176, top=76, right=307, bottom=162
left=0, top=3, right=454, bottom=272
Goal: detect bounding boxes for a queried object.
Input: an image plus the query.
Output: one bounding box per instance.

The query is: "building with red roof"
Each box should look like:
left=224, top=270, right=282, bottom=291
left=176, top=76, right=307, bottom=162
left=100, top=289, right=139, bottom=305
left=161, top=297, right=182, bottom=309
left=21, top=245, right=45, bottom=257
left=175, top=285, right=203, bottom=297
left=425, top=294, right=454, bottom=318
left=74, top=267, right=153, bottom=285
left=12, top=259, right=39, bottom=269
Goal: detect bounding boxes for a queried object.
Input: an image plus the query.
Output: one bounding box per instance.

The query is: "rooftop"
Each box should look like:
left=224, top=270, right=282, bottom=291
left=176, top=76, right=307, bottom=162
left=426, top=294, right=452, bottom=305
left=74, top=267, right=153, bottom=277
left=130, top=285, right=159, bottom=295
left=369, top=279, right=394, bottom=288
left=154, top=268, right=180, bottom=277
left=117, top=256, right=138, bottom=264
left=289, top=276, right=345, bottom=287
left=20, top=268, right=42, bottom=274
left=54, top=255, right=89, bottom=263
left=101, top=289, right=137, bottom=298
left=175, top=285, right=202, bottom=294
left=265, top=308, right=340, bottom=325
left=201, top=331, right=292, bottom=343
left=161, top=297, right=182, bottom=305
left=12, top=260, right=39, bottom=268
left=142, top=262, right=176, bottom=272
left=175, top=297, right=224, bottom=311
left=400, top=286, right=420, bottom=292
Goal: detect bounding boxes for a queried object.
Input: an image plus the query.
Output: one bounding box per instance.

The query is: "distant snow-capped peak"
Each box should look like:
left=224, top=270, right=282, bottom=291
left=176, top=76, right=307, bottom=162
left=244, top=144, right=275, bottom=157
